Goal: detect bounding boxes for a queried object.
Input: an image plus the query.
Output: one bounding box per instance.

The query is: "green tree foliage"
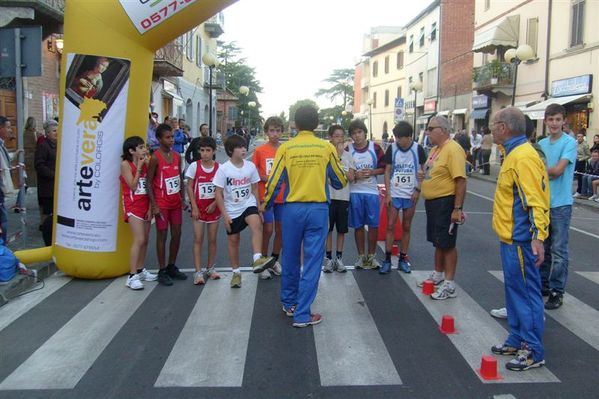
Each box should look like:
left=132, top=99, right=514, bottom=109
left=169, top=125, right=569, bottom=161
left=315, top=68, right=355, bottom=109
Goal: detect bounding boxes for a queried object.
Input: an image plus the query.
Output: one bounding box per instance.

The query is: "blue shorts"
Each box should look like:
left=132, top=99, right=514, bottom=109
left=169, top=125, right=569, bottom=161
left=392, top=197, right=414, bottom=210
left=263, top=203, right=284, bottom=224
left=349, top=193, right=380, bottom=229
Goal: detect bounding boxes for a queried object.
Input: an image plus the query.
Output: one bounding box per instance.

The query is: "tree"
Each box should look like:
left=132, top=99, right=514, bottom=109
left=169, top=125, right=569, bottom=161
left=315, top=68, right=355, bottom=110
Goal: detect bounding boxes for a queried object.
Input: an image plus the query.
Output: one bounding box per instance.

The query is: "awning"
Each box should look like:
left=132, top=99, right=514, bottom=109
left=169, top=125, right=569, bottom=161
left=453, top=108, right=468, bottom=115
left=472, top=15, right=520, bottom=53
left=437, top=110, right=450, bottom=116
left=471, top=108, right=489, bottom=120
left=162, top=88, right=183, bottom=103
left=523, top=94, right=591, bottom=115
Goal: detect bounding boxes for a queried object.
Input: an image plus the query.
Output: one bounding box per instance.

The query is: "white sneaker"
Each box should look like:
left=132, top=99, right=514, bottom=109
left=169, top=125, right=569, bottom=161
left=431, top=281, right=457, bottom=300
left=137, top=268, right=158, bottom=281
left=335, top=257, right=347, bottom=273
left=417, top=271, right=444, bottom=287
left=126, top=274, right=144, bottom=290
left=322, top=258, right=334, bottom=273
left=588, top=194, right=598, bottom=201
left=572, top=192, right=582, bottom=198
left=490, top=307, right=508, bottom=319
left=259, top=269, right=273, bottom=280
left=269, top=261, right=282, bottom=276
left=595, top=197, right=599, bottom=203
left=354, top=255, right=366, bottom=269
left=368, top=255, right=381, bottom=269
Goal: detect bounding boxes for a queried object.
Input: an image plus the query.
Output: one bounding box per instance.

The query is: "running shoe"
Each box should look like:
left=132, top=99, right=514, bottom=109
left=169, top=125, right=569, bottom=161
left=354, top=255, right=366, bottom=269
left=166, top=264, right=187, bottom=280
left=323, top=258, right=334, bottom=273
left=572, top=192, right=582, bottom=198
left=417, top=271, right=444, bottom=287
left=157, top=269, right=173, bottom=286
left=361, top=254, right=378, bottom=270
left=126, top=274, right=144, bottom=290
left=252, top=256, right=275, bottom=274
left=545, top=291, right=563, bottom=310
left=490, top=307, right=508, bottom=319
left=379, top=260, right=392, bottom=274
left=282, top=304, right=296, bottom=317
left=193, top=271, right=206, bottom=285
left=334, top=257, right=347, bottom=273
left=431, top=281, right=457, bottom=300
left=292, top=313, right=323, bottom=328
left=230, top=272, right=242, bottom=288
left=259, top=269, right=273, bottom=280
left=137, top=268, right=158, bottom=281
left=206, top=267, right=221, bottom=280
left=397, top=256, right=412, bottom=273
left=491, top=344, right=518, bottom=356
left=269, top=261, right=282, bottom=276
left=505, top=344, right=545, bottom=371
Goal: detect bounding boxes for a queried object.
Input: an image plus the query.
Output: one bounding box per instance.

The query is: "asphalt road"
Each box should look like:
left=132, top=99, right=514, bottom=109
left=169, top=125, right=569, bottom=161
left=0, top=145, right=598, bottom=399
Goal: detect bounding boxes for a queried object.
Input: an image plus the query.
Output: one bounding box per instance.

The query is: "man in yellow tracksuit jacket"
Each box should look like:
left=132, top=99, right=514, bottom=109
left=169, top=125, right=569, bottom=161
left=264, top=106, right=347, bottom=327
left=490, top=107, right=550, bottom=371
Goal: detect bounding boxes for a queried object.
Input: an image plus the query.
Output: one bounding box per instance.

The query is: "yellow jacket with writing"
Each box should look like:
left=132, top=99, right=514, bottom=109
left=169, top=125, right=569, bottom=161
left=264, top=131, right=347, bottom=206
left=492, top=135, right=550, bottom=243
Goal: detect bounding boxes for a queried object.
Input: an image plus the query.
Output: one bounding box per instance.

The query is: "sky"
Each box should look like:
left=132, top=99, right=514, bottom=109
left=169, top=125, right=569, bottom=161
left=220, top=0, right=434, bottom=118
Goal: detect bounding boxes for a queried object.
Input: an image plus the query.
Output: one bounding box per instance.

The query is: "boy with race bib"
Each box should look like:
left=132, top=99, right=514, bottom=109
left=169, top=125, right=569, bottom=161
left=214, top=135, right=275, bottom=288
left=147, top=123, right=188, bottom=286
left=185, top=136, right=221, bottom=285
left=120, top=136, right=157, bottom=290
left=381, top=121, right=426, bottom=274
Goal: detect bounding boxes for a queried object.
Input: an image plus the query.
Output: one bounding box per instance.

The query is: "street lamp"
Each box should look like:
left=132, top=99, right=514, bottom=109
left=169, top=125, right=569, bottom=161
left=409, top=81, right=423, bottom=140
left=504, top=44, right=534, bottom=106
left=366, top=98, right=374, bottom=140
left=239, top=86, right=249, bottom=127
left=248, top=101, right=256, bottom=131
left=202, top=52, right=220, bottom=136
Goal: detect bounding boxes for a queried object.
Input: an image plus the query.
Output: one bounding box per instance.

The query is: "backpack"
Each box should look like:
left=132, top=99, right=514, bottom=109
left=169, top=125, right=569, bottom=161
left=0, top=239, right=18, bottom=283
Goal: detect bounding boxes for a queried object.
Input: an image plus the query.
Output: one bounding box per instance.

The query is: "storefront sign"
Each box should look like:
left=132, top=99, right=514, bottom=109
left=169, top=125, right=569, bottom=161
left=551, top=74, right=592, bottom=97
left=119, top=0, right=199, bottom=34
left=472, top=94, right=490, bottom=109
left=424, top=99, right=437, bottom=114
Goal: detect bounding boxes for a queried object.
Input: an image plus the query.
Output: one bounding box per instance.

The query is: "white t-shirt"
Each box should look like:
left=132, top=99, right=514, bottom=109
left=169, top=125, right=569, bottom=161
left=213, top=159, right=260, bottom=218
left=184, top=161, right=215, bottom=180
left=329, top=151, right=355, bottom=201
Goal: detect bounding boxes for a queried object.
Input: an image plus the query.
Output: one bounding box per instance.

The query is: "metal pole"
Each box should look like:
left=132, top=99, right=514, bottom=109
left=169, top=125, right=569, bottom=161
left=368, top=107, right=373, bottom=140
left=15, top=28, right=26, bottom=214
left=511, top=60, right=519, bottom=106
left=412, top=90, right=417, bottom=140
left=208, top=66, right=213, bottom=136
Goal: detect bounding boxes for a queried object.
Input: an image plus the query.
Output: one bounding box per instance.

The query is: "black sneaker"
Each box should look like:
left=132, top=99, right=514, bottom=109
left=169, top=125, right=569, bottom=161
left=491, top=344, right=518, bottom=356
left=157, top=270, right=173, bottom=286
left=166, top=264, right=188, bottom=280
left=545, top=291, right=563, bottom=310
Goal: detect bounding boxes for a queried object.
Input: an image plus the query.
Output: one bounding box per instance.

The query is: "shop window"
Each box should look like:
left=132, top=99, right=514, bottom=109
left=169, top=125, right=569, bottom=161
left=527, top=18, right=538, bottom=57
left=570, top=0, right=585, bottom=47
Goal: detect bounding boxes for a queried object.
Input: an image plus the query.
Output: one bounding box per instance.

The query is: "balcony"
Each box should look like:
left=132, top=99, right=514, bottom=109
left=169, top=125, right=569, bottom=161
left=472, top=61, right=514, bottom=96
left=2, top=0, right=64, bottom=21
left=204, top=13, right=224, bottom=38
left=154, top=42, right=183, bottom=77
left=203, top=69, right=225, bottom=89
left=1, top=0, right=64, bottom=33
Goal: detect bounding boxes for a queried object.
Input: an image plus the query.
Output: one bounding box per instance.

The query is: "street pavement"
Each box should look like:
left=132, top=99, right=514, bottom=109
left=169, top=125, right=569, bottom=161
left=0, top=141, right=598, bottom=398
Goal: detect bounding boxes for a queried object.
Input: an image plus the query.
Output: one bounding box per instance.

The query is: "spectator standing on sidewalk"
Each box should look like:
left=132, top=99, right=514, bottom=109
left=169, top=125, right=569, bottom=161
left=0, top=116, right=13, bottom=242
left=470, top=129, right=482, bottom=171
left=185, top=123, right=210, bottom=165
left=490, top=107, right=549, bottom=371
left=582, top=150, right=599, bottom=200
left=538, top=104, right=576, bottom=310
left=573, top=132, right=591, bottom=198
left=480, top=127, right=493, bottom=175
left=34, top=120, right=58, bottom=229
left=419, top=116, right=467, bottom=300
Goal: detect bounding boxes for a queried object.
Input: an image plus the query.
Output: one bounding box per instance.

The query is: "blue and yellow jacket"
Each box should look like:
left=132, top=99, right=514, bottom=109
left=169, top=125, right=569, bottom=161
left=492, top=135, right=550, bottom=244
left=264, top=131, right=347, bottom=207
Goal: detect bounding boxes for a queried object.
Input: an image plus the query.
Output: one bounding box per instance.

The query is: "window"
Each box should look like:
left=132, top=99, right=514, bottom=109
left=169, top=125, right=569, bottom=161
left=526, top=18, right=538, bottom=57
left=408, top=76, right=413, bottom=85
left=373, top=92, right=377, bottom=108
left=186, top=32, right=193, bottom=61
left=384, top=89, right=390, bottom=107
left=482, top=53, right=489, bottom=64
left=570, top=0, right=585, bottom=47
left=485, top=0, right=491, bottom=10
left=397, top=86, right=402, bottom=99
left=372, top=61, right=378, bottom=77
left=419, top=72, right=424, bottom=83
left=426, top=68, right=437, bottom=98
left=396, top=51, right=404, bottom=69
left=228, top=105, right=238, bottom=120
left=195, top=36, right=202, bottom=66
left=431, top=22, right=437, bottom=42
left=419, top=27, right=425, bottom=47
left=384, top=56, right=389, bottom=74
left=409, top=35, right=414, bottom=53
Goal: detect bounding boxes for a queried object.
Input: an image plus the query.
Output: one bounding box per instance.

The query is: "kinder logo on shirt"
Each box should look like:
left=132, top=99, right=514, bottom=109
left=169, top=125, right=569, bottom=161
left=226, top=177, right=251, bottom=186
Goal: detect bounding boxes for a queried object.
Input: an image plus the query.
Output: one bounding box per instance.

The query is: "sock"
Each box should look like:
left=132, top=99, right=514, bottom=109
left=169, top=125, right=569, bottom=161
left=232, top=268, right=241, bottom=274
left=399, top=252, right=407, bottom=259
left=433, top=271, right=444, bottom=280
left=271, top=253, right=279, bottom=262
left=445, top=279, right=455, bottom=289
left=136, top=268, right=143, bottom=274
left=253, top=253, right=261, bottom=262
left=326, top=251, right=332, bottom=259
left=385, top=251, right=392, bottom=262
left=336, top=251, right=343, bottom=259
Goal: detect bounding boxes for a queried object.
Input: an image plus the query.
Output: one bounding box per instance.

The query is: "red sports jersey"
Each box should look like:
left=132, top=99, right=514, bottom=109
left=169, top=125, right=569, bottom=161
left=152, top=150, right=182, bottom=209
left=191, top=161, right=221, bottom=222
left=120, top=161, right=149, bottom=222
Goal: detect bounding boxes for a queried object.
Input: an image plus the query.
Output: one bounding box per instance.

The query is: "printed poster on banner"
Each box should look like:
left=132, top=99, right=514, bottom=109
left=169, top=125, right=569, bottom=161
left=394, top=97, right=405, bottom=123
left=56, top=54, right=131, bottom=252
left=119, top=0, right=199, bottom=34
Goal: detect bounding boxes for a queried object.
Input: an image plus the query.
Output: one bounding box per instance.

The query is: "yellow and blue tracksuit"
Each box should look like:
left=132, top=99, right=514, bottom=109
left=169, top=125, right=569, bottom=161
left=492, top=135, right=550, bottom=361
left=264, top=131, right=347, bottom=323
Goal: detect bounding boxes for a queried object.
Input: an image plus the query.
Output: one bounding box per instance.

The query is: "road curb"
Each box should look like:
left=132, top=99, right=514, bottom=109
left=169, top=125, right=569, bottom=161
left=0, top=261, right=57, bottom=307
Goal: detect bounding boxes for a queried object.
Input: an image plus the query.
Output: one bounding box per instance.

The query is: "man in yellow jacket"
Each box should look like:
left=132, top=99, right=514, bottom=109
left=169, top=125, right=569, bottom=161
left=264, top=106, right=347, bottom=327
left=490, top=107, right=550, bottom=372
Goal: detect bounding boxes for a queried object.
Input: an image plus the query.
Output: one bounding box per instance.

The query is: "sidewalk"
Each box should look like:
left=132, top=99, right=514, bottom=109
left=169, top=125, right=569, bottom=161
left=469, top=162, right=599, bottom=211
left=0, top=188, right=56, bottom=306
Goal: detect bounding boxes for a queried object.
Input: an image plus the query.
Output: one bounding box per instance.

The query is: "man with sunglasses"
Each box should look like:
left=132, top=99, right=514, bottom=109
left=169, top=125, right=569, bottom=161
left=418, top=116, right=467, bottom=300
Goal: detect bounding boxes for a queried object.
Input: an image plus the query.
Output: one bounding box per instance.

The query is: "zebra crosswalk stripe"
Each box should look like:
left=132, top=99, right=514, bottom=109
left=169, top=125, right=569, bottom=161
left=576, top=271, right=599, bottom=285
left=400, top=271, right=559, bottom=383
left=154, top=273, right=258, bottom=387
left=490, top=270, right=599, bottom=352
left=0, top=277, right=156, bottom=390
left=314, top=272, right=402, bottom=386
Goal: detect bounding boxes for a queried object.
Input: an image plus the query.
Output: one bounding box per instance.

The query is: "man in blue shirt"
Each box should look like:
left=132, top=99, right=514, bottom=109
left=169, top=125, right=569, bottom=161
left=538, top=103, right=577, bottom=310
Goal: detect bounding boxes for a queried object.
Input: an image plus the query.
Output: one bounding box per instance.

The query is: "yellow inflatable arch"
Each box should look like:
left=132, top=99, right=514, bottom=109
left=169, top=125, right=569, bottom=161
left=15, top=0, right=236, bottom=278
